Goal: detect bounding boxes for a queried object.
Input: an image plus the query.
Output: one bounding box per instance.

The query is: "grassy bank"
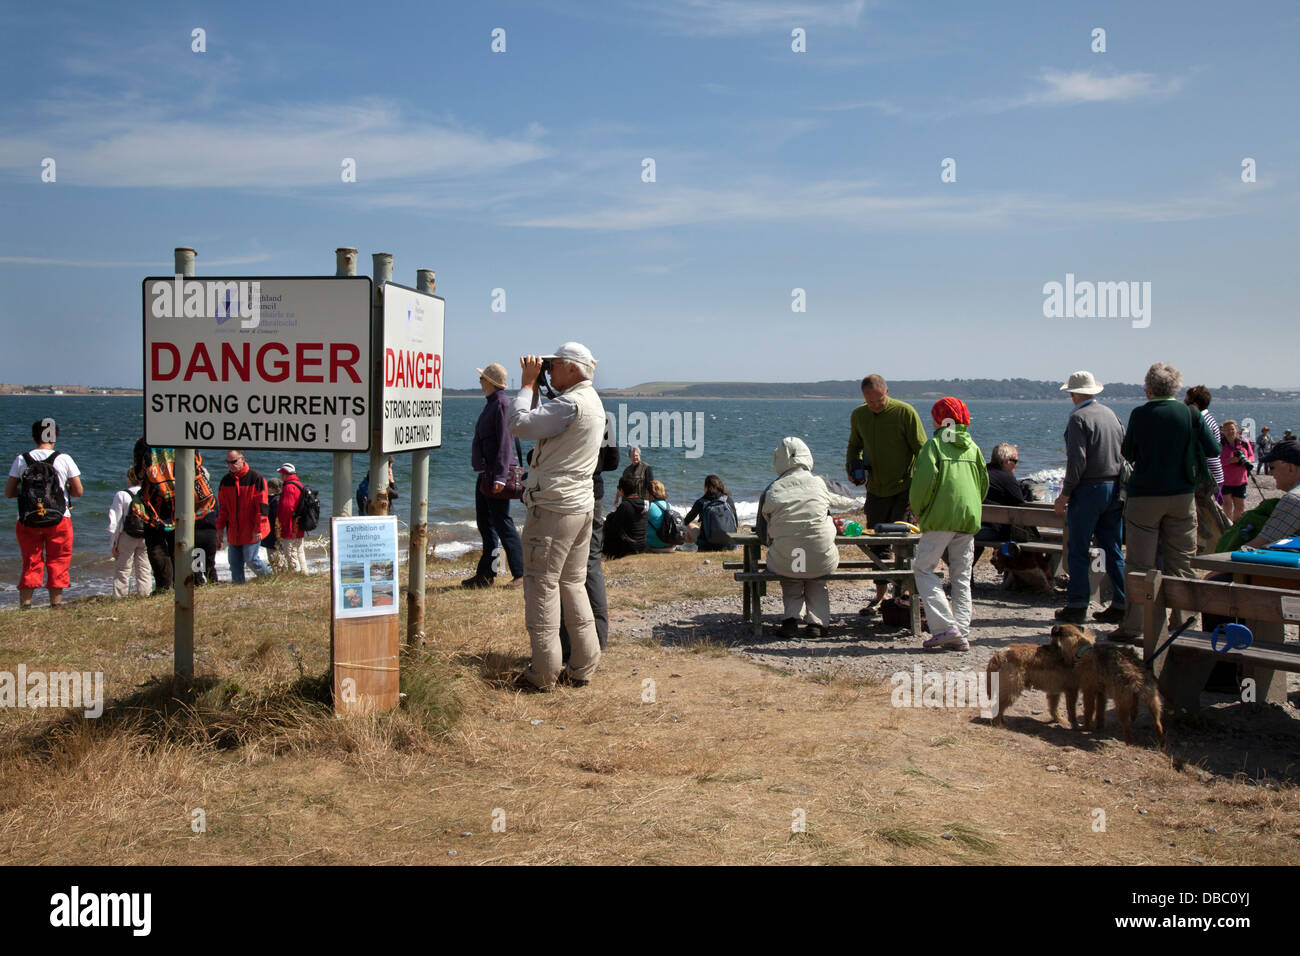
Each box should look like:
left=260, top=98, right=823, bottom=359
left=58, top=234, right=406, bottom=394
left=1, top=551, right=1298, bottom=865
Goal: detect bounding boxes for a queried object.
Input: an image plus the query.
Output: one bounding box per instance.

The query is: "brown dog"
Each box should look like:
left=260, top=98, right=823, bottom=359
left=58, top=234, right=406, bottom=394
left=1051, top=624, right=1166, bottom=744
left=991, top=546, right=1053, bottom=593
left=986, top=640, right=1079, bottom=727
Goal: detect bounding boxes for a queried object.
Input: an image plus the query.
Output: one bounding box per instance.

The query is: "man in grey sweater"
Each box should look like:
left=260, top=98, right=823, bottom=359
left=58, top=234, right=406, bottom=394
left=1053, top=371, right=1127, bottom=625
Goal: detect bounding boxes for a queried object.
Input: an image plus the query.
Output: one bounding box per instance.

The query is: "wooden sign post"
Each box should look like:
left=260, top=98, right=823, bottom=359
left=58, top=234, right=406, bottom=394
left=330, top=514, right=401, bottom=715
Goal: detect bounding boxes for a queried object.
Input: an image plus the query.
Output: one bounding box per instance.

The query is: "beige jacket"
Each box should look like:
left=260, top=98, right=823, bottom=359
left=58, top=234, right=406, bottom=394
left=758, top=437, right=839, bottom=579
left=521, top=379, right=605, bottom=514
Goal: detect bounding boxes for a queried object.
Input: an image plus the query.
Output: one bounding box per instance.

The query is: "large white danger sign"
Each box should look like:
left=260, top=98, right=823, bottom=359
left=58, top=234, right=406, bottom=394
left=143, top=276, right=372, bottom=450
left=381, top=282, right=444, bottom=453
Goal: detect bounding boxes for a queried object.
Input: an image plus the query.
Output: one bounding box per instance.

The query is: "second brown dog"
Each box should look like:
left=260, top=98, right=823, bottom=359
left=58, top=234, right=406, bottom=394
left=1052, top=624, right=1166, bottom=744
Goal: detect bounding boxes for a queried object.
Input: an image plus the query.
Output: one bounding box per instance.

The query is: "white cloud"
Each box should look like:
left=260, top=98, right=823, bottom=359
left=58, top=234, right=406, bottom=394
left=0, top=253, right=273, bottom=268
left=988, top=69, right=1184, bottom=111
left=0, top=98, right=549, bottom=188
left=642, top=0, right=867, bottom=36
left=512, top=179, right=1262, bottom=231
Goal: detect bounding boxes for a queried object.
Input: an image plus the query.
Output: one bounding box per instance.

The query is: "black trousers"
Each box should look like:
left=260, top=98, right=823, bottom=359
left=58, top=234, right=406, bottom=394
left=144, top=527, right=174, bottom=592
left=560, top=509, right=608, bottom=660
left=194, top=527, right=219, bottom=585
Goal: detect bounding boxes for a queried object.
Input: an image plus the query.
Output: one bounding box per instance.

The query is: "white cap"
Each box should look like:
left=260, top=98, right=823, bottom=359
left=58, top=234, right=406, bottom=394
left=278, top=463, right=296, bottom=474
left=543, top=342, right=597, bottom=370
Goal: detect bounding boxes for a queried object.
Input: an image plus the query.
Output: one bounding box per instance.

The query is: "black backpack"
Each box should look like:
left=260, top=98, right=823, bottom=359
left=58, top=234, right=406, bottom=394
left=17, top=451, right=67, bottom=528
left=700, top=496, right=737, bottom=545
left=657, top=504, right=687, bottom=546
left=294, top=484, right=321, bottom=533
left=123, top=489, right=148, bottom=538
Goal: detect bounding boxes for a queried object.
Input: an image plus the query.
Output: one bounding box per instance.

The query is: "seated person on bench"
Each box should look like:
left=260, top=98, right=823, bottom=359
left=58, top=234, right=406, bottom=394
left=1241, top=441, right=1300, bottom=550
left=755, top=437, right=839, bottom=639
left=974, top=442, right=1025, bottom=567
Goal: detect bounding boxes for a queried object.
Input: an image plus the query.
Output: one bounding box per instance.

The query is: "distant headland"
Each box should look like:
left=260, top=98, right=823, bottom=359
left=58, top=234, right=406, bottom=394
left=447, top=378, right=1300, bottom=401
left=0, top=384, right=140, bottom=396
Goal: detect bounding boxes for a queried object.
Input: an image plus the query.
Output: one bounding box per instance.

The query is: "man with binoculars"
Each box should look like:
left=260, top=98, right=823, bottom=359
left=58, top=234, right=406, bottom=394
left=506, top=343, right=605, bottom=691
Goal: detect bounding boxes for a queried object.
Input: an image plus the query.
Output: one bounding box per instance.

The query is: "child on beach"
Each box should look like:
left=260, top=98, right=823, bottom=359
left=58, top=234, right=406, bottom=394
left=108, top=468, right=153, bottom=597
left=910, top=398, right=988, bottom=651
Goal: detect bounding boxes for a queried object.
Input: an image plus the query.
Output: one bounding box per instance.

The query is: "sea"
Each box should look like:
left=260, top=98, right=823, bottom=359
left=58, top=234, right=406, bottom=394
left=1, top=394, right=1295, bottom=607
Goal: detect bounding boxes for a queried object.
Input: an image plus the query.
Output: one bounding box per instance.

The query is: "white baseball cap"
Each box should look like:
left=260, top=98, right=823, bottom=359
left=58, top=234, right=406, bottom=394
left=543, top=342, right=597, bottom=370
left=278, top=463, right=296, bottom=474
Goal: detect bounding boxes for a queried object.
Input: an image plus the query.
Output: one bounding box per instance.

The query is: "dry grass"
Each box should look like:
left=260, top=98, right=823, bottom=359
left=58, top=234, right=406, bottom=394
left=2, top=549, right=1300, bottom=865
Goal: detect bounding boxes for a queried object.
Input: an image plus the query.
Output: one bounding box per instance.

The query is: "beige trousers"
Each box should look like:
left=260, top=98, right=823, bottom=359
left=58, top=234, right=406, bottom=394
left=1119, top=493, right=1196, bottom=635
left=278, top=536, right=308, bottom=573
left=113, top=535, right=153, bottom=597
left=521, top=506, right=600, bottom=688
left=780, top=577, right=831, bottom=627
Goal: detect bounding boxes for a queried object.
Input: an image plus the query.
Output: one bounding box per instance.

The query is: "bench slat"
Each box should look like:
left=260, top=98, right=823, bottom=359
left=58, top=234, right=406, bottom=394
left=734, top=571, right=914, bottom=582
left=1165, top=632, right=1300, bottom=670
left=1129, top=571, right=1300, bottom=622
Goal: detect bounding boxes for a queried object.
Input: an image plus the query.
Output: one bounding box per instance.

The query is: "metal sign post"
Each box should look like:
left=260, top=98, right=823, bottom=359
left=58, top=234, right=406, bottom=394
left=333, top=247, right=358, bottom=518
left=172, top=246, right=196, bottom=679
left=367, top=254, right=393, bottom=515
left=406, top=268, right=440, bottom=649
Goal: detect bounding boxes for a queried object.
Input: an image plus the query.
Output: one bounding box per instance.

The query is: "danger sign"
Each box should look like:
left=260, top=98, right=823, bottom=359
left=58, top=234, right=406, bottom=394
left=381, top=283, right=444, bottom=453
left=142, top=276, right=372, bottom=451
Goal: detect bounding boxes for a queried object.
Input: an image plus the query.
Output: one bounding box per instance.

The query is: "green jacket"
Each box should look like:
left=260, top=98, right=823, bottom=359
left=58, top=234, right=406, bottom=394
left=908, top=424, right=989, bottom=534
left=845, top=398, right=928, bottom=497
left=1121, top=397, right=1221, bottom=497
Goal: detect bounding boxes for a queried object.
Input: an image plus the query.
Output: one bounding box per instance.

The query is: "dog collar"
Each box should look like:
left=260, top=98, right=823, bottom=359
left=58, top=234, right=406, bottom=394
left=1073, top=644, right=1093, bottom=662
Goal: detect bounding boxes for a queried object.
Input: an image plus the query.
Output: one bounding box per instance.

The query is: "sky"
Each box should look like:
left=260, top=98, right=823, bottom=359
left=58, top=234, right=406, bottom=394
left=1, top=0, right=1297, bottom=390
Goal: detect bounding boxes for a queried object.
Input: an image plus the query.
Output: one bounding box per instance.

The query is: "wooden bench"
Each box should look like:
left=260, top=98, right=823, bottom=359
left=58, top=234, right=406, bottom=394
left=730, top=532, right=922, bottom=638
left=980, top=503, right=1112, bottom=603
left=1130, top=569, right=1300, bottom=711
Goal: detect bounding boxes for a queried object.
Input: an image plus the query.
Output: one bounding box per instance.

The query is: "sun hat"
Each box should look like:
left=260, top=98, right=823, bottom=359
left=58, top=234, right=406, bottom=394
left=476, top=363, right=508, bottom=389
left=1060, top=371, right=1104, bottom=395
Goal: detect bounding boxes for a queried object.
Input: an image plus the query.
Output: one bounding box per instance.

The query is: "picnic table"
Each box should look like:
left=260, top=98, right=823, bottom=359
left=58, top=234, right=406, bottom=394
left=1188, top=552, right=1300, bottom=705
left=728, top=532, right=922, bottom=638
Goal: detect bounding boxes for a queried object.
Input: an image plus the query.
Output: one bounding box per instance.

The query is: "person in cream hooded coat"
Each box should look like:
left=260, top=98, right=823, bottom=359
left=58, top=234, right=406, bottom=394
left=755, top=437, right=840, bottom=637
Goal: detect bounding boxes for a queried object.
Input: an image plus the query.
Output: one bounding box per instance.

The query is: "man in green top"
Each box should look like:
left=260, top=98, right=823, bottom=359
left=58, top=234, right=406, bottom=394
left=846, top=374, right=928, bottom=610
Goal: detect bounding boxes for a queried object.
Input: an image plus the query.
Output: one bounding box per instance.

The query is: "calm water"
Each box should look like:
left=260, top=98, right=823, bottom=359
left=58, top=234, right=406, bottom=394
left=1, top=394, right=1296, bottom=605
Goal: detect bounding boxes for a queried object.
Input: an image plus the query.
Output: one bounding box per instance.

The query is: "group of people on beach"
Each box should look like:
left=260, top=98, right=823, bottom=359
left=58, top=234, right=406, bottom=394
left=7, top=426, right=321, bottom=607
left=10, top=357, right=1300, bottom=708
left=795, top=366, right=1300, bottom=652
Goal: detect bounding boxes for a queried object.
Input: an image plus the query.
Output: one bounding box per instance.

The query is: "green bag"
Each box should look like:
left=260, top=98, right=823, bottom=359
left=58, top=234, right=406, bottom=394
left=1216, top=497, right=1280, bottom=552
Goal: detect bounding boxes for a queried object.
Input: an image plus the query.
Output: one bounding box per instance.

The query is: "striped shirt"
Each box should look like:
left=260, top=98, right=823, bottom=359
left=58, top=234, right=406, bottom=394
left=1202, top=410, right=1224, bottom=487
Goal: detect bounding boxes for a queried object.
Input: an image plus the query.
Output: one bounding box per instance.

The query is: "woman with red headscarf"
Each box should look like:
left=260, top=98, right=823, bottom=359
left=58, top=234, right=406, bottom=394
left=909, top=397, right=988, bottom=651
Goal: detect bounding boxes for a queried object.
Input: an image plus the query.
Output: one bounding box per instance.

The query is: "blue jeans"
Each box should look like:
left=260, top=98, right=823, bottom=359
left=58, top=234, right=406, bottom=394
left=1065, top=480, right=1125, bottom=609
left=475, top=484, right=524, bottom=579
left=229, top=542, right=271, bottom=583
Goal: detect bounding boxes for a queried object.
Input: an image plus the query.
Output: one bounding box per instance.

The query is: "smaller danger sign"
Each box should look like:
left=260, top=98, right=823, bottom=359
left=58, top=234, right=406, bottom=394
left=381, top=283, right=444, bottom=453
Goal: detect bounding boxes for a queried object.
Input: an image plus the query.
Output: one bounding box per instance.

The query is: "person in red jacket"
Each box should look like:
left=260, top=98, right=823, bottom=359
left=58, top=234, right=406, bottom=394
left=216, top=449, right=271, bottom=583
left=276, top=463, right=308, bottom=573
